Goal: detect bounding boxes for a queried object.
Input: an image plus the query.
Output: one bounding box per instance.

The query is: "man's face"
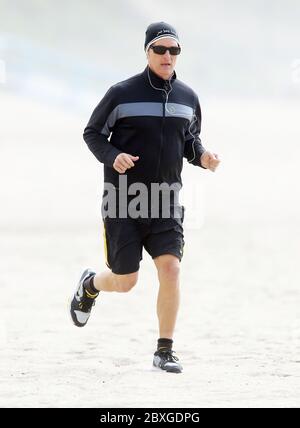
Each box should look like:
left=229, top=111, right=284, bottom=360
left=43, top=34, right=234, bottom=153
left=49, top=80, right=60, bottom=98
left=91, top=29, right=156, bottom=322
left=147, top=37, right=179, bottom=80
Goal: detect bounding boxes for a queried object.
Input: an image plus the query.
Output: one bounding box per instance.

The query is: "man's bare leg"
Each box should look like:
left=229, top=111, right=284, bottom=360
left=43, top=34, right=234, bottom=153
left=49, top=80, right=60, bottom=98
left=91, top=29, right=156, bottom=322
left=153, top=254, right=180, bottom=339
left=152, top=254, right=182, bottom=373
left=93, top=270, right=138, bottom=293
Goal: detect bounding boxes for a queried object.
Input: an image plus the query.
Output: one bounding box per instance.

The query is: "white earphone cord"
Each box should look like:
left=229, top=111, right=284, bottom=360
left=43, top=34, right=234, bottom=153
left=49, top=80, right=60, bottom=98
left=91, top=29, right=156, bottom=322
left=147, top=67, right=198, bottom=163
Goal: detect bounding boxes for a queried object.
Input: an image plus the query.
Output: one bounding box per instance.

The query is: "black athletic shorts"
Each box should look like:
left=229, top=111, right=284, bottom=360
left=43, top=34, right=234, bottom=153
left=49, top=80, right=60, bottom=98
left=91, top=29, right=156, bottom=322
left=102, top=214, right=185, bottom=275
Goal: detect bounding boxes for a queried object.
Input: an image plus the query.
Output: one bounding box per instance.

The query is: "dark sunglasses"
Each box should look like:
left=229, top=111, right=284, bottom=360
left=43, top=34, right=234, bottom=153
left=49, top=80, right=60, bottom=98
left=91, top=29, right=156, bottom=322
left=150, top=45, right=181, bottom=56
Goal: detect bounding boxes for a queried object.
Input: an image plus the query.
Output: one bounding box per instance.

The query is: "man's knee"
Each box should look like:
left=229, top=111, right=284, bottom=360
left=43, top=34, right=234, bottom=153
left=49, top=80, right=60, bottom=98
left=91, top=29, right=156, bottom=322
left=113, top=271, right=139, bottom=293
left=155, top=255, right=180, bottom=281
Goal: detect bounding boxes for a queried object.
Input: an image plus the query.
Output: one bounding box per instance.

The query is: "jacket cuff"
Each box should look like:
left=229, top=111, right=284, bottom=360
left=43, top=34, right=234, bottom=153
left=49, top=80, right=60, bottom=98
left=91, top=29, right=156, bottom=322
left=190, top=147, right=207, bottom=168
left=199, top=151, right=207, bottom=169
left=106, top=147, right=123, bottom=167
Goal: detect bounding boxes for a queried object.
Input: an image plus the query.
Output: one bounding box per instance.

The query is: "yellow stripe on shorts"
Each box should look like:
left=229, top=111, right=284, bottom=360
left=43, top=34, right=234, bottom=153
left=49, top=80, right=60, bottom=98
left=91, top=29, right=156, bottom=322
left=103, top=221, right=108, bottom=266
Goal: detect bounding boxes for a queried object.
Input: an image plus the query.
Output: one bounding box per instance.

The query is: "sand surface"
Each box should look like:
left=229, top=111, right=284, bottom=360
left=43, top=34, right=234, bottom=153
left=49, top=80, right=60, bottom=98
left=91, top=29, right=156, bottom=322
left=1, top=93, right=300, bottom=407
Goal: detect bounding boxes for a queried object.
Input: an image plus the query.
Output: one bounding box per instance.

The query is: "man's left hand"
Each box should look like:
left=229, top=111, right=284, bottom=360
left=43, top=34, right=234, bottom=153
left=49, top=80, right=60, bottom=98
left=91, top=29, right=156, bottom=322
left=200, top=151, right=221, bottom=172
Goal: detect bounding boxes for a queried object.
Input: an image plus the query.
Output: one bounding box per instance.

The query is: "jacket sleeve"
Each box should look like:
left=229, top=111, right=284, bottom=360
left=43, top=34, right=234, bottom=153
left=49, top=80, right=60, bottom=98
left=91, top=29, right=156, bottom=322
left=183, top=97, right=207, bottom=168
left=83, top=86, right=122, bottom=167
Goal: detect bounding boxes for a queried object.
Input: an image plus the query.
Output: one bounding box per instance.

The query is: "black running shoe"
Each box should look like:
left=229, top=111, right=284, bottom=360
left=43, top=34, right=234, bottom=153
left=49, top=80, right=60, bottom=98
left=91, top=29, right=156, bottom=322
left=70, top=268, right=98, bottom=327
left=153, top=349, right=183, bottom=373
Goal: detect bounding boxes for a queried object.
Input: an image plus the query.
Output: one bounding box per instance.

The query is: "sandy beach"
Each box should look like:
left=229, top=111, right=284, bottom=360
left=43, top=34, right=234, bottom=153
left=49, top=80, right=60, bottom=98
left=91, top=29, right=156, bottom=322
left=1, top=92, right=300, bottom=407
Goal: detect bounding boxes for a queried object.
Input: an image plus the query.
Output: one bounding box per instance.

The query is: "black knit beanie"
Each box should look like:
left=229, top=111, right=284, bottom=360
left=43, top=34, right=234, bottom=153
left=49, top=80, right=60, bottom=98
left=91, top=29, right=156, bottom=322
left=144, top=21, right=180, bottom=52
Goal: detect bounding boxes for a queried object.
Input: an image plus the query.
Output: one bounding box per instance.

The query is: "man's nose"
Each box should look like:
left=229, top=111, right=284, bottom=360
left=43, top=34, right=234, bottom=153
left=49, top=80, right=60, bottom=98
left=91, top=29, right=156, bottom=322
left=163, top=50, right=172, bottom=60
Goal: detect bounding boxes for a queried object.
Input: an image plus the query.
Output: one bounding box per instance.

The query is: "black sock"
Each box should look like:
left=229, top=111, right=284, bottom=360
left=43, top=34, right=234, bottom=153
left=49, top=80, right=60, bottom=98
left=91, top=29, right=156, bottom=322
left=157, top=338, right=173, bottom=352
left=83, top=275, right=99, bottom=297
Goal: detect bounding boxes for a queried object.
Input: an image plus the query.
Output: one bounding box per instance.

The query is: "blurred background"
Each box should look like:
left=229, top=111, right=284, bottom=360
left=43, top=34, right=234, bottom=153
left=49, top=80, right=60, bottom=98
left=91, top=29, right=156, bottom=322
left=1, top=0, right=300, bottom=227
left=1, top=0, right=300, bottom=407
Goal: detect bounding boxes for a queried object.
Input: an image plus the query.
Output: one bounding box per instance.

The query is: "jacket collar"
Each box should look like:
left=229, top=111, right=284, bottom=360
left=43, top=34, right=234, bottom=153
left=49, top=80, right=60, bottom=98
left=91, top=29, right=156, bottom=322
left=143, top=65, right=177, bottom=90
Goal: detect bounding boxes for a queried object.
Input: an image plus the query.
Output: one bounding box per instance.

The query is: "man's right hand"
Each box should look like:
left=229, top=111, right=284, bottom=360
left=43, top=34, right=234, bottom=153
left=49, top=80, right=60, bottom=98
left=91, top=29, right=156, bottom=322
left=113, top=153, right=139, bottom=174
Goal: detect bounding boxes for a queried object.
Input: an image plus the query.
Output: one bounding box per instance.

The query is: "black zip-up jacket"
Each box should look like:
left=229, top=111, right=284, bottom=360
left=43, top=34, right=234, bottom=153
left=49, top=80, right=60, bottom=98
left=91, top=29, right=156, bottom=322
left=83, top=66, right=206, bottom=190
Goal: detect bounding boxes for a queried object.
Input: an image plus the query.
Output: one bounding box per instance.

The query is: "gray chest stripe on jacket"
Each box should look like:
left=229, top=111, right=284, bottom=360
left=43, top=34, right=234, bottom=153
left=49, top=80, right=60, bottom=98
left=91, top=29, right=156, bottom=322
left=101, top=102, right=194, bottom=136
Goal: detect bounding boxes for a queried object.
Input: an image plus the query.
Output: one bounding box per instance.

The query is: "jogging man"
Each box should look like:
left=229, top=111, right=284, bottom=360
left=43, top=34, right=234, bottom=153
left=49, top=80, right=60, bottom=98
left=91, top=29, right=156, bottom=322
left=70, top=22, right=220, bottom=373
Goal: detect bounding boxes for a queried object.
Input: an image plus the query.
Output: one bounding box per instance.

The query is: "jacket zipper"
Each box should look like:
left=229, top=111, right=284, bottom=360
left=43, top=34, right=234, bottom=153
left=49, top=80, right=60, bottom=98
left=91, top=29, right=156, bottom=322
left=156, top=90, right=167, bottom=180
